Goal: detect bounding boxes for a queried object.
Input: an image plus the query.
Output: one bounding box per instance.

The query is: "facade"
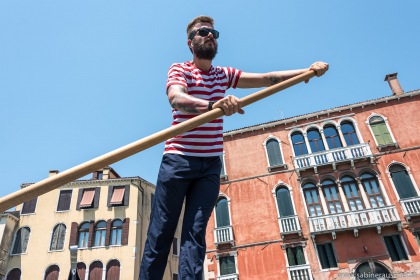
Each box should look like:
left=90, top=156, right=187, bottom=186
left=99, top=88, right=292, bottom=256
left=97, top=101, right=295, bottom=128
left=2, top=167, right=182, bottom=280
left=205, top=73, right=420, bottom=280
left=0, top=212, right=19, bottom=279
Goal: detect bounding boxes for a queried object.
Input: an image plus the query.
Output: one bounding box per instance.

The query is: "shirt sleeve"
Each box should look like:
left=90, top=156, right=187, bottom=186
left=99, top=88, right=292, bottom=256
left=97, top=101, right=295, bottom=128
left=166, top=63, right=187, bottom=92
left=222, top=67, right=242, bottom=89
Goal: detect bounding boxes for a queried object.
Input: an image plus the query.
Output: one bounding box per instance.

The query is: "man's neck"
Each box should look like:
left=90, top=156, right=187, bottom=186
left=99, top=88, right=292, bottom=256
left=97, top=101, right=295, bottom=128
left=192, top=57, right=212, bottom=72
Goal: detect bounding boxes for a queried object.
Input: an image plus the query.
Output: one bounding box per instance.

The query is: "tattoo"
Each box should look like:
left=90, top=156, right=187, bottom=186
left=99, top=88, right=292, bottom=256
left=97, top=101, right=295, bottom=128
left=168, top=85, right=201, bottom=114
left=269, top=76, right=282, bottom=85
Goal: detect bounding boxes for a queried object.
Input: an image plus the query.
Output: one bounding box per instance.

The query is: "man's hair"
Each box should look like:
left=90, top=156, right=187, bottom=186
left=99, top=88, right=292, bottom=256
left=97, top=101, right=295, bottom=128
left=186, top=16, right=214, bottom=37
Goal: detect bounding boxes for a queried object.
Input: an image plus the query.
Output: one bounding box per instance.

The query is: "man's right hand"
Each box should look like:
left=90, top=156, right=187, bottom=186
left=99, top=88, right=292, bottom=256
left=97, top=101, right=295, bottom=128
left=213, top=95, right=244, bottom=116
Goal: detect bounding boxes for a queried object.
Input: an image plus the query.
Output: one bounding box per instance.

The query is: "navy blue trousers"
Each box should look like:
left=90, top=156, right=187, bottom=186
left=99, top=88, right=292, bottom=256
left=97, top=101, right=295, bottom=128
left=139, top=154, right=221, bottom=280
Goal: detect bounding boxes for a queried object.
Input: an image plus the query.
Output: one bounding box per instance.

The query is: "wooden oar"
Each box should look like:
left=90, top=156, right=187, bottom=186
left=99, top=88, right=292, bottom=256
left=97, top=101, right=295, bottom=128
left=0, top=70, right=316, bottom=212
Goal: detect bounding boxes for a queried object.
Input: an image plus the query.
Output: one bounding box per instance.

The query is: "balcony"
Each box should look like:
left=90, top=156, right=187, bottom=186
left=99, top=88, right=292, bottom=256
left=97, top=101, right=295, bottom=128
left=287, top=264, right=313, bottom=280
left=278, top=215, right=302, bottom=239
left=400, top=196, right=420, bottom=219
left=293, top=143, right=373, bottom=172
left=218, top=274, right=238, bottom=280
left=214, top=225, right=234, bottom=247
left=308, top=205, right=401, bottom=238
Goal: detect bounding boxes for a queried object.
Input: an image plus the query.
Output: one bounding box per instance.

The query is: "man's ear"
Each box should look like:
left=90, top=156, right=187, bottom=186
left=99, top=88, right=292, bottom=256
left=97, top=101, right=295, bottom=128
left=187, top=39, right=192, bottom=47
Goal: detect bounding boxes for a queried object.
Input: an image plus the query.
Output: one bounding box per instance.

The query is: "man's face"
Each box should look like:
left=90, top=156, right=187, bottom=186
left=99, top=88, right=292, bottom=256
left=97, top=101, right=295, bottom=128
left=189, top=22, right=218, bottom=60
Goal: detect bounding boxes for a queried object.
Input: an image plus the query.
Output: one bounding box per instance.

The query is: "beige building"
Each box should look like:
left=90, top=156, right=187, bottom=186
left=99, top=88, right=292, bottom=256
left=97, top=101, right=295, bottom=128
left=3, top=167, right=181, bottom=280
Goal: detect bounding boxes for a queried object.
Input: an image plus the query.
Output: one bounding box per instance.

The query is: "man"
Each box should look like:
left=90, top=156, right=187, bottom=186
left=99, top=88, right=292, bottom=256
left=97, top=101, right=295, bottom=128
left=140, top=16, right=328, bottom=280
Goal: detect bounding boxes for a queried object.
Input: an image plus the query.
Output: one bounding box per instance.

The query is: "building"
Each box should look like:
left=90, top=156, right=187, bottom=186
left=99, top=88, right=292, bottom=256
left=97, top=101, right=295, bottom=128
left=0, top=212, right=19, bottom=279
left=204, top=73, right=420, bottom=280
left=2, top=167, right=182, bottom=280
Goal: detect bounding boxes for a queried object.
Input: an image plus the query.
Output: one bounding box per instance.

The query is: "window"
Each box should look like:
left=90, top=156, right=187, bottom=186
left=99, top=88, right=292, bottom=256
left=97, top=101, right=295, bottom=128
left=341, top=121, right=359, bottom=146
left=219, top=256, right=236, bottom=276
left=266, top=138, right=284, bottom=167
left=77, top=188, right=100, bottom=209
left=220, top=154, right=227, bottom=179
left=89, top=261, right=103, bottom=280
left=307, top=129, right=325, bottom=153
left=76, top=262, right=86, bottom=280
left=341, top=176, right=364, bottom=211
left=57, top=190, right=72, bottom=211
left=276, top=188, right=295, bottom=217
left=44, top=265, right=59, bottom=280
left=110, top=219, right=123, bottom=246
left=286, top=246, right=306, bottom=266
left=106, top=259, right=120, bottom=280
left=21, top=197, right=37, bottom=214
left=369, top=116, right=394, bottom=146
left=94, top=221, right=107, bottom=247
left=50, top=224, right=66, bottom=251
left=322, top=180, right=343, bottom=214
left=324, top=125, right=342, bottom=149
left=12, top=227, right=30, bottom=254
left=303, top=183, right=323, bottom=217
left=414, top=231, right=420, bottom=248
left=172, top=237, right=179, bottom=256
left=291, top=132, right=308, bottom=156
left=6, top=268, right=21, bottom=280
left=383, top=235, right=408, bottom=261
left=215, top=198, right=230, bottom=228
left=78, top=222, right=90, bottom=248
left=108, top=185, right=129, bottom=207
left=316, top=243, right=338, bottom=269
left=355, top=261, right=392, bottom=280
left=361, top=173, right=385, bottom=208
left=389, top=164, right=417, bottom=199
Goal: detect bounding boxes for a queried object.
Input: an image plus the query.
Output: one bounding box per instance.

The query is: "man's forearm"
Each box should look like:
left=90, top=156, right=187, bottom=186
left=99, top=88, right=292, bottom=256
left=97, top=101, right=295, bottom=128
left=168, top=86, right=208, bottom=114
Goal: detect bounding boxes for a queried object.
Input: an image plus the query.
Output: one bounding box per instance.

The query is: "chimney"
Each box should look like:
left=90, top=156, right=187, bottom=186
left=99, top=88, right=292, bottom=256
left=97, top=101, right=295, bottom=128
left=102, top=167, right=110, bottom=180
left=384, top=73, right=404, bottom=95
left=49, top=170, right=59, bottom=177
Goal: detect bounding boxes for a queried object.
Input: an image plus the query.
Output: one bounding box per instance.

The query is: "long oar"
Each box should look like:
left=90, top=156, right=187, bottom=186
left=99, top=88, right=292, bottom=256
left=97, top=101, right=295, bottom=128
left=0, top=70, right=316, bottom=212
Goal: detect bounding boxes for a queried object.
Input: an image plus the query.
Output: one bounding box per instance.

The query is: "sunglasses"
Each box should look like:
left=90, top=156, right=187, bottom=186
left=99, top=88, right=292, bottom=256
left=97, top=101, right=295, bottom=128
left=188, top=28, right=220, bottom=40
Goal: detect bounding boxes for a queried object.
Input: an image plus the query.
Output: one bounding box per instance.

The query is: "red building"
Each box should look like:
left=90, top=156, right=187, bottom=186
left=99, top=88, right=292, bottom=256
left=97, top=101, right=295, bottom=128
left=204, top=73, right=420, bottom=280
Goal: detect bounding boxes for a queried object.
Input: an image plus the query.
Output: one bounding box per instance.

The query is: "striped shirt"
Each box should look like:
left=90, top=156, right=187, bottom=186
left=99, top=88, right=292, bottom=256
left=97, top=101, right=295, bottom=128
left=164, top=61, right=242, bottom=157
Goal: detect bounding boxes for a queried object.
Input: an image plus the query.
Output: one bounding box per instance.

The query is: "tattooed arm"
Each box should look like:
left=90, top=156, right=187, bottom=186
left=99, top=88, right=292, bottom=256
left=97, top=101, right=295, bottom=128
left=236, top=62, right=329, bottom=88
left=167, top=85, right=210, bottom=114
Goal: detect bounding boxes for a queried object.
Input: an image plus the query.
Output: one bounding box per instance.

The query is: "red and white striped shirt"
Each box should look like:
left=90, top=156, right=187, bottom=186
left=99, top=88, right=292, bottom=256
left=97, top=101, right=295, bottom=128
left=164, top=61, right=242, bottom=157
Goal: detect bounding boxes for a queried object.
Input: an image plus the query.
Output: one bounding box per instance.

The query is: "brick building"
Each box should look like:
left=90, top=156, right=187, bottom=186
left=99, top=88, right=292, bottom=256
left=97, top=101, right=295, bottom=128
left=204, top=73, right=420, bottom=280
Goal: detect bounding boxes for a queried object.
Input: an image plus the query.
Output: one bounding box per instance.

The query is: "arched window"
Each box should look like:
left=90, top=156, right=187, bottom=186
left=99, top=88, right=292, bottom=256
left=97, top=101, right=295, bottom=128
left=6, top=268, right=21, bottom=280
left=89, top=261, right=103, bottom=280
left=215, top=198, right=230, bottom=228
left=341, top=176, right=364, bottom=211
left=110, top=219, right=123, bottom=246
left=94, top=221, right=107, bottom=247
left=322, top=179, right=343, bottom=214
left=266, top=138, right=284, bottom=167
left=369, top=116, right=393, bottom=146
left=341, top=121, right=360, bottom=146
left=291, top=132, right=308, bottom=156
left=303, top=183, right=323, bottom=217
left=324, top=125, right=342, bottom=149
left=276, top=188, right=295, bottom=217
left=355, top=261, right=392, bottom=280
left=361, top=173, right=385, bottom=208
left=50, top=224, right=66, bottom=251
left=44, top=265, right=59, bottom=280
left=106, top=259, right=120, bottom=280
left=77, top=262, right=86, bottom=280
left=12, top=227, right=30, bottom=254
left=307, top=128, right=325, bottom=153
left=389, top=164, right=417, bottom=199
left=78, top=222, right=90, bottom=248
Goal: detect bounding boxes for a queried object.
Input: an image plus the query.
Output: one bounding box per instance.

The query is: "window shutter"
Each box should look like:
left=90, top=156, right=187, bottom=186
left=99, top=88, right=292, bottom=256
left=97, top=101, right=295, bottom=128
left=105, top=219, right=112, bottom=246
left=384, top=236, right=399, bottom=261
left=276, top=189, right=294, bottom=217
left=88, top=221, right=94, bottom=247
left=58, top=224, right=66, bottom=250
left=122, top=218, right=130, bottom=245
left=216, top=199, right=230, bottom=227
left=325, top=243, right=337, bottom=268
left=391, top=170, right=417, bottom=199
left=371, top=123, right=385, bottom=145
left=76, top=189, right=84, bottom=210
left=317, top=244, right=329, bottom=269
left=21, top=197, right=38, bottom=214
left=93, top=188, right=101, bottom=208
left=378, top=123, right=392, bottom=144
left=124, top=185, right=130, bottom=206
left=220, top=256, right=235, bottom=275
left=107, top=186, right=113, bottom=207
left=267, top=139, right=282, bottom=166
left=391, top=235, right=408, bottom=260
left=287, top=248, right=297, bottom=266
left=57, top=190, right=72, bottom=211
left=296, top=246, right=306, bottom=265
left=21, top=227, right=30, bottom=253
left=69, top=222, right=79, bottom=247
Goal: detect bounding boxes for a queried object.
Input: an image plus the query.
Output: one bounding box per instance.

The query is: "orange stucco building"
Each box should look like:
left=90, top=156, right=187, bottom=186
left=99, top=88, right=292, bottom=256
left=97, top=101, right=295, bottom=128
left=204, top=73, right=420, bottom=280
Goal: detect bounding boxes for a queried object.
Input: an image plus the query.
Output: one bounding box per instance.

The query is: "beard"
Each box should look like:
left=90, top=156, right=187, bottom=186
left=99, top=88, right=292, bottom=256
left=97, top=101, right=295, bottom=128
left=192, top=39, right=218, bottom=60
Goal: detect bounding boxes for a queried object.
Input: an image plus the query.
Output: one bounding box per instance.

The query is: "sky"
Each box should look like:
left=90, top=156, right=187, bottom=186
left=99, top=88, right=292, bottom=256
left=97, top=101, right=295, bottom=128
left=1, top=1, right=419, bottom=207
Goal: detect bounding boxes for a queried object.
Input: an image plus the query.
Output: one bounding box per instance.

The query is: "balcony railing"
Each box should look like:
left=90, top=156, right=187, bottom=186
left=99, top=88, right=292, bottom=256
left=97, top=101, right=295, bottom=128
left=308, top=205, right=400, bottom=235
left=293, top=143, right=373, bottom=170
left=218, top=274, right=238, bottom=280
left=214, top=225, right=234, bottom=246
left=400, top=196, right=420, bottom=218
left=287, top=264, right=313, bottom=280
left=279, top=215, right=302, bottom=238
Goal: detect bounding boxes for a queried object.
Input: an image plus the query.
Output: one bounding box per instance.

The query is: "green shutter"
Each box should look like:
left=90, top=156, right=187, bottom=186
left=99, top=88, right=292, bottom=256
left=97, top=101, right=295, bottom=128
left=391, top=235, right=408, bottom=261
left=391, top=170, right=417, bottom=199
left=276, top=188, right=295, bottom=217
left=267, top=139, right=282, bottom=166
left=216, top=199, right=230, bottom=227
left=287, top=248, right=297, bottom=266
left=220, top=256, right=235, bottom=275
left=296, top=246, right=306, bottom=265
left=317, top=244, right=329, bottom=269
left=371, top=123, right=385, bottom=145
left=325, top=243, right=338, bottom=268
left=378, top=123, right=393, bottom=144
left=384, top=236, right=399, bottom=261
